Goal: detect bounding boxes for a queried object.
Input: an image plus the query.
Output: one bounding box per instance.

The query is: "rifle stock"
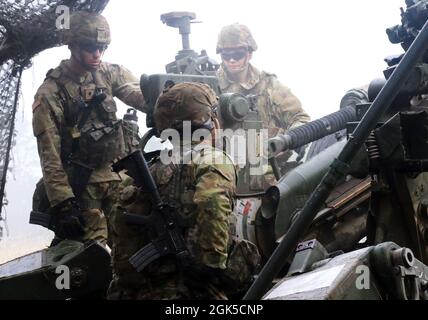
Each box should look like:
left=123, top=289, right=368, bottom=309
left=29, top=210, right=52, bottom=230
left=29, top=161, right=93, bottom=230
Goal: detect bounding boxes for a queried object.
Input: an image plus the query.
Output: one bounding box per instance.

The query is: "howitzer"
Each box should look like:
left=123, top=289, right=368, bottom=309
left=161, top=12, right=219, bottom=75
left=386, top=0, right=428, bottom=50
left=263, top=240, right=428, bottom=300
left=140, top=11, right=220, bottom=132
left=244, top=4, right=428, bottom=300
left=112, top=150, right=189, bottom=272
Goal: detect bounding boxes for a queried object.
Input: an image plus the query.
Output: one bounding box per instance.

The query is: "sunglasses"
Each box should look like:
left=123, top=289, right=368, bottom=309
left=80, top=44, right=108, bottom=53
left=221, top=50, right=248, bottom=61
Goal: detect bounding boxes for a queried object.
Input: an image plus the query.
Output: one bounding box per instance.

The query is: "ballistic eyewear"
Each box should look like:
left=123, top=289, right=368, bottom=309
left=80, top=44, right=108, bottom=54
left=221, top=49, right=248, bottom=61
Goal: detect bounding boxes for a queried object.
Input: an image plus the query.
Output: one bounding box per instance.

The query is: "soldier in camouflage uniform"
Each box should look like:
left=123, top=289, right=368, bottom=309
left=107, top=82, right=260, bottom=299
left=32, top=11, right=146, bottom=245
left=216, top=23, right=310, bottom=138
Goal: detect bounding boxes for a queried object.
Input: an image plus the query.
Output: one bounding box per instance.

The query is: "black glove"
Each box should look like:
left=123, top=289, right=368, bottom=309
left=51, top=198, right=86, bottom=239
left=294, top=144, right=307, bottom=162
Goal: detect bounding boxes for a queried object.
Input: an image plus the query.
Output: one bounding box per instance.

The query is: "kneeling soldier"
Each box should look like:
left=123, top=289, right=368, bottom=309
left=108, top=82, right=260, bottom=299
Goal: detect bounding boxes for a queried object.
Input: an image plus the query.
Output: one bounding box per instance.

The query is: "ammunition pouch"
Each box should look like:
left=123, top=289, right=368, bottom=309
left=74, top=119, right=125, bottom=168
left=122, top=119, right=142, bottom=154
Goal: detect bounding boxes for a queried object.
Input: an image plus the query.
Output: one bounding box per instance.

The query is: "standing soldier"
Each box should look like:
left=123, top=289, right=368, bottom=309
left=216, top=23, right=311, bottom=138
left=107, top=82, right=260, bottom=299
left=31, top=11, right=146, bottom=245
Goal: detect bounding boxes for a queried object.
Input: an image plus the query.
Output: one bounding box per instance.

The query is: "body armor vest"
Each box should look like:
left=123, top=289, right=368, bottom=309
left=151, top=156, right=198, bottom=229
left=47, top=66, right=125, bottom=170
left=149, top=151, right=259, bottom=292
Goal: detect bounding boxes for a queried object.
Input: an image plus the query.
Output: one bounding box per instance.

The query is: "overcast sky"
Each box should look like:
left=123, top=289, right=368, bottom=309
left=0, top=0, right=407, bottom=263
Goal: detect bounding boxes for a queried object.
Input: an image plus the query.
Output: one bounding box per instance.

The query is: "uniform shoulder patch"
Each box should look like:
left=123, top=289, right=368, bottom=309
left=99, top=61, right=115, bottom=73
left=45, top=67, right=62, bottom=80
left=261, top=70, right=277, bottom=77
left=260, top=71, right=278, bottom=82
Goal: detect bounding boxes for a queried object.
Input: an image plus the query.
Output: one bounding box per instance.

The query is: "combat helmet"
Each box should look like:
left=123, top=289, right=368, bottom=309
left=216, top=23, right=258, bottom=53
left=61, top=11, right=111, bottom=47
left=154, top=82, right=218, bottom=133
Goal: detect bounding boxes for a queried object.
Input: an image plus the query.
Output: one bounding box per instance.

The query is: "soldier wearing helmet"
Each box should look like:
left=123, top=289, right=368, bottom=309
left=216, top=23, right=311, bottom=137
left=61, top=11, right=112, bottom=71
left=31, top=11, right=147, bottom=246
left=107, top=82, right=260, bottom=299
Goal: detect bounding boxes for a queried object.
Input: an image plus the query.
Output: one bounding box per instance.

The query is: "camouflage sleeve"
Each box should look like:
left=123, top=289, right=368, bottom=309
left=32, top=90, right=74, bottom=207
left=192, top=149, right=236, bottom=270
left=108, top=64, right=148, bottom=113
left=270, top=77, right=311, bottom=130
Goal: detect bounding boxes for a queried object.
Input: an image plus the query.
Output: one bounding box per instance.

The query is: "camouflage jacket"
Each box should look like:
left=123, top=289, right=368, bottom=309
left=110, top=144, right=237, bottom=299
left=32, top=60, right=146, bottom=207
left=217, top=63, right=311, bottom=137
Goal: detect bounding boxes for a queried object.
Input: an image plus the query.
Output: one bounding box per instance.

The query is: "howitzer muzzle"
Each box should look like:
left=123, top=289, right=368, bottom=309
left=268, top=105, right=357, bottom=158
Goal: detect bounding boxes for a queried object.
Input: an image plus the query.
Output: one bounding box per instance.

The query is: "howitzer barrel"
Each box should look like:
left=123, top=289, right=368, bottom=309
left=244, top=17, right=428, bottom=300
left=268, top=105, right=356, bottom=158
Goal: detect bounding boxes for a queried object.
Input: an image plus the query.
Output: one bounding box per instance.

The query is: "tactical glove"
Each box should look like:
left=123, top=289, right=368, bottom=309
left=52, top=198, right=86, bottom=239
left=294, top=145, right=307, bottom=162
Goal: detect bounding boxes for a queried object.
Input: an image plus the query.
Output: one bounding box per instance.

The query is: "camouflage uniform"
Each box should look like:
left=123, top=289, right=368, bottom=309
left=217, top=65, right=310, bottom=137
left=216, top=23, right=310, bottom=138
left=108, top=83, right=259, bottom=299
left=32, top=11, right=145, bottom=244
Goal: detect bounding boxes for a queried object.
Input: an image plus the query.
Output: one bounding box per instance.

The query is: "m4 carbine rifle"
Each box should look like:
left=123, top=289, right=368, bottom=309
left=112, top=150, right=189, bottom=272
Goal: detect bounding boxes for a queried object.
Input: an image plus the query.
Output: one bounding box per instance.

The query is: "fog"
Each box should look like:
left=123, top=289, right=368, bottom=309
left=0, top=0, right=405, bottom=263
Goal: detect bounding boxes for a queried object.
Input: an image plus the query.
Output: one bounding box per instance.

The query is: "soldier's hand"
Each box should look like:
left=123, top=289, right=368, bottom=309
left=294, top=145, right=307, bottom=162
left=52, top=198, right=86, bottom=239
